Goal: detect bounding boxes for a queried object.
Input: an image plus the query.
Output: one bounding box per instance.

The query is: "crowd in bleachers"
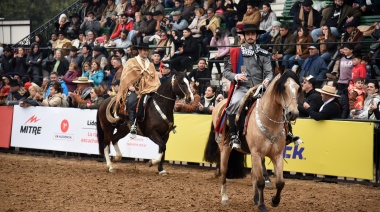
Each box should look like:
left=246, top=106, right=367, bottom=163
left=0, top=0, right=380, bottom=118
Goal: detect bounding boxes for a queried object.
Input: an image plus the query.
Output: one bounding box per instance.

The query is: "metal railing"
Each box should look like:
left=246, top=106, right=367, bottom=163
left=12, top=0, right=82, bottom=48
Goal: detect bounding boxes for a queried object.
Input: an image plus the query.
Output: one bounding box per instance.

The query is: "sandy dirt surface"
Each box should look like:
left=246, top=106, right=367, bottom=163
left=0, top=153, right=379, bottom=212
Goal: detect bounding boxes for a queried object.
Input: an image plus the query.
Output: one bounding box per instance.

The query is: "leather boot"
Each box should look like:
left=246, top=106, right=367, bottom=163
left=229, top=114, right=241, bottom=149
left=129, top=110, right=137, bottom=138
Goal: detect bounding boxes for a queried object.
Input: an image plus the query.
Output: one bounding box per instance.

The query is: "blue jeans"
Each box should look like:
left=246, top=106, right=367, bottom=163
left=320, top=52, right=331, bottom=63
left=288, top=55, right=306, bottom=68
left=258, top=32, right=270, bottom=44
left=311, top=27, right=340, bottom=42
left=282, top=54, right=293, bottom=69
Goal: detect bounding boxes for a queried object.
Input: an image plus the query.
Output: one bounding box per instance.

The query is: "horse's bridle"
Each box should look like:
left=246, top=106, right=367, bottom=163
left=154, top=75, right=189, bottom=101
left=281, top=79, right=297, bottom=122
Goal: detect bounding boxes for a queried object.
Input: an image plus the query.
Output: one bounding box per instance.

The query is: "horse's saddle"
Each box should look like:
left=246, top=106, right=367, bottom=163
left=117, top=94, right=152, bottom=122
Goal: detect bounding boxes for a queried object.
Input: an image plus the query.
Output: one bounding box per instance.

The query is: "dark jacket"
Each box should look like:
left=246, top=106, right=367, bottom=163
left=273, top=32, right=296, bottom=55
left=293, top=8, right=321, bottom=31
left=139, top=19, right=156, bottom=35
left=320, top=4, right=361, bottom=30
left=1, top=53, right=14, bottom=74
left=196, top=95, right=216, bottom=114
left=51, top=58, right=70, bottom=77
left=182, top=35, right=198, bottom=60
left=307, top=98, right=342, bottom=120
left=298, top=89, right=323, bottom=117
left=12, top=55, right=28, bottom=76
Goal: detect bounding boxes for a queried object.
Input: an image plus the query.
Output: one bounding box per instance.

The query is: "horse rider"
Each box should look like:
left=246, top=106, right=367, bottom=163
left=223, top=24, right=273, bottom=150
left=115, top=43, right=161, bottom=138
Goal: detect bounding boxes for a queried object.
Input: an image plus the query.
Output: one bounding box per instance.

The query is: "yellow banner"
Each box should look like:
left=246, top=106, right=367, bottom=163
left=166, top=114, right=374, bottom=180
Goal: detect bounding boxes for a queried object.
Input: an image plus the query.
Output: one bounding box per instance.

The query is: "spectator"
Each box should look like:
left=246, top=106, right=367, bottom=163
left=139, top=12, right=156, bottom=44
left=92, top=46, right=108, bottom=69
left=208, top=27, right=230, bottom=79
left=110, top=14, right=134, bottom=40
left=78, top=86, right=105, bottom=109
left=298, top=75, right=323, bottom=117
left=66, top=46, right=84, bottom=69
left=127, top=12, right=143, bottom=44
left=292, top=0, right=321, bottom=33
left=151, top=52, right=164, bottom=72
left=188, top=59, right=211, bottom=95
left=100, top=0, right=116, bottom=28
left=19, top=83, right=43, bottom=107
left=55, top=31, right=73, bottom=57
left=80, top=44, right=93, bottom=67
left=84, top=30, right=96, bottom=47
left=157, top=64, right=172, bottom=84
left=332, top=44, right=355, bottom=91
left=200, top=8, right=220, bottom=57
left=341, top=22, right=364, bottom=53
left=126, top=0, right=140, bottom=19
left=222, top=0, right=236, bottom=33
left=51, top=50, right=70, bottom=77
left=88, top=60, right=105, bottom=87
left=188, top=8, right=207, bottom=41
left=149, top=0, right=165, bottom=15
left=45, top=72, right=69, bottom=98
left=26, top=43, right=43, bottom=85
left=96, top=33, right=113, bottom=47
left=71, top=31, right=86, bottom=49
left=311, top=0, right=361, bottom=41
left=258, top=3, right=277, bottom=41
left=82, top=61, right=92, bottom=77
left=12, top=47, right=28, bottom=76
left=0, top=75, right=11, bottom=105
left=111, top=56, right=123, bottom=83
left=304, top=85, right=342, bottom=120
left=38, top=81, right=68, bottom=107
left=298, top=44, right=328, bottom=85
left=48, top=32, right=59, bottom=50
left=115, top=49, right=127, bottom=66
left=260, top=21, right=281, bottom=52
left=153, top=31, right=174, bottom=59
left=5, top=79, right=25, bottom=106
left=348, top=77, right=366, bottom=116
left=241, top=2, right=260, bottom=26
left=289, top=27, right=313, bottom=68
left=78, top=0, right=93, bottom=22
left=62, top=62, right=82, bottom=92
left=362, top=56, right=373, bottom=80
left=152, top=11, right=167, bottom=33
left=109, top=79, right=120, bottom=96
left=351, top=54, right=367, bottom=82
left=91, top=0, right=107, bottom=21
left=170, top=28, right=198, bottom=73
left=114, top=0, right=128, bottom=16
left=68, top=77, right=93, bottom=108
left=272, top=23, right=296, bottom=69
left=40, top=77, right=49, bottom=98
left=172, top=0, right=183, bottom=13
left=34, top=34, right=49, bottom=58
left=167, top=11, right=189, bottom=34
left=140, top=0, right=153, bottom=18
left=67, top=13, right=82, bottom=40
left=1, top=47, right=14, bottom=74
left=174, top=80, right=200, bottom=112
left=110, top=30, right=132, bottom=50
left=213, top=0, right=225, bottom=21
left=169, top=29, right=182, bottom=52
left=316, top=25, right=338, bottom=63
left=55, top=14, right=70, bottom=34
left=80, top=11, right=101, bottom=36
left=357, top=81, right=380, bottom=119
left=195, top=85, right=217, bottom=114
left=182, top=0, right=200, bottom=22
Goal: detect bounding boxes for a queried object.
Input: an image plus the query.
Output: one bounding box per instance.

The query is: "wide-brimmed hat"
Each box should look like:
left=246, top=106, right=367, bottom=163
left=135, top=43, right=150, bottom=49
left=73, top=77, right=93, bottom=84
left=302, top=0, right=313, bottom=6
left=171, top=11, right=181, bottom=16
left=240, top=24, right=266, bottom=34
left=316, top=85, right=340, bottom=97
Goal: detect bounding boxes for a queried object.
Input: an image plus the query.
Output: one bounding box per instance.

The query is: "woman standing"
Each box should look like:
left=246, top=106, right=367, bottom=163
left=208, top=27, right=230, bottom=78
left=13, top=47, right=28, bottom=76
left=88, top=60, right=105, bottom=87
left=26, top=43, right=43, bottom=85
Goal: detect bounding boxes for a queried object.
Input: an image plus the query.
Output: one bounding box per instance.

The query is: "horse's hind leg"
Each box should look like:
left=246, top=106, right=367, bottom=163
left=251, top=153, right=267, bottom=212
left=111, top=126, right=129, bottom=162
left=220, top=144, right=231, bottom=205
left=270, top=156, right=285, bottom=207
left=104, top=145, right=115, bottom=172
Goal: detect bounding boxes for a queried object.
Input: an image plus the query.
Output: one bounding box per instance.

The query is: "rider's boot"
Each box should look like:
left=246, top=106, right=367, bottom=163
left=229, top=114, right=241, bottom=150
left=129, top=110, right=137, bottom=139
left=285, top=131, right=302, bottom=146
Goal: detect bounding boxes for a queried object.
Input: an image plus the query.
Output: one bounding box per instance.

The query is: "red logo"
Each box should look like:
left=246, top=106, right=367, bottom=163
left=61, top=119, right=69, bottom=133
left=25, top=115, right=40, bottom=124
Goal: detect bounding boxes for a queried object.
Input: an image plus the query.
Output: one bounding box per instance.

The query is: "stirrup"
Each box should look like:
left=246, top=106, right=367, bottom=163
left=130, top=123, right=137, bottom=139
left=293, top=136, right=303, bottom=146
left=230, top=135, right=241, bottom=149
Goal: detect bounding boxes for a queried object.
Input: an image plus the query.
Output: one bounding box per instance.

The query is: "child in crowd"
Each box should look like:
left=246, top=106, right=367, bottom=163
left=351, top=54, right=367, bottom=82
left=348, top=77, right=366, bottom=117
left=361, top=56, right=373, bottom=80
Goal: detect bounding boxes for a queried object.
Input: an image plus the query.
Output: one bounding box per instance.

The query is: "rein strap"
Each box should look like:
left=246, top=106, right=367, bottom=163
left=153, top=100, right=176, bottom=134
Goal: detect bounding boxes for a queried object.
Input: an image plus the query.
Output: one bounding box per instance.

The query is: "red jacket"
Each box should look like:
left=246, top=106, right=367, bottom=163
left=110, top=20, right=134, bottom=39
left=351, top=64, right=366, bottom=82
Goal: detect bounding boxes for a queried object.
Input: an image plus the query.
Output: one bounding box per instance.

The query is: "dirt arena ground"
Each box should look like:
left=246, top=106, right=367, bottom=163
left=0, top=153, right=379, bottom=212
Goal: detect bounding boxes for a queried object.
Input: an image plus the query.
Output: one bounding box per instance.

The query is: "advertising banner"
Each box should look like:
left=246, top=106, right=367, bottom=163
left=0, top=106, right=14, bottom=148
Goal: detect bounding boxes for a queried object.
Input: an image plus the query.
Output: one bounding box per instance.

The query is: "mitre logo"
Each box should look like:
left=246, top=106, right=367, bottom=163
left=20, top=115, right=42, bottom=135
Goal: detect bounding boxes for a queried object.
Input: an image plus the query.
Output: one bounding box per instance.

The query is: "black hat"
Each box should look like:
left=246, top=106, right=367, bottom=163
left=2, top=75, right=12, bottom=81
left=70, top=46, right=79, bottom=52
left=9, top=79, right=20, bottom=87
left=344, top=21, right=357, bottom=28
left=9, top=72, right=22, bottom=78
left=241, top=24, right=266, bottom=34
left=302, top=0, right=313, bottom=6
left=112, top=79, right=120, bottom=86
left=153, top=10, right=163, bottom=16
left=302, top=75, right=317, bottom=88
left=69, top=13, right=80, bottom=19
left=146, top=12, right=154, bottom=16
left=135, top=43, right=150, bottom=49
left=343, top=43, right=354, bottom=50
left=93, top=46, right=103, bottom=52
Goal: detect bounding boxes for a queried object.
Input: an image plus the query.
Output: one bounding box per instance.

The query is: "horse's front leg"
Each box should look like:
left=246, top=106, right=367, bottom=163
left=104, top=145, right=115, bottom=172
left=147, top=134, right=166, bottom=168
left=270, top=155, right=285, bottom=207
left=219, top=142, right=231, bottom=205
left=157, top=151, right=167, bottom=175
left=251, top=153, right=267, bottom=212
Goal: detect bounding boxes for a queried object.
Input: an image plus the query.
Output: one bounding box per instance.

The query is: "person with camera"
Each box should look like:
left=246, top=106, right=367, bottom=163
left=80, top=11, right=101, bottom=36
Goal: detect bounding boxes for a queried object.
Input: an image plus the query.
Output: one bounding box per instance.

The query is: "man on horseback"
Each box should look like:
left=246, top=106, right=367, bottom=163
left=115, top=43, right=161, bottom=138
left=223, top=24, right=273, bottom=150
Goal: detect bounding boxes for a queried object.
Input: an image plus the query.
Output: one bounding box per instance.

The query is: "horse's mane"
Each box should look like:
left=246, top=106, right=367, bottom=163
left=269, top=70, right=301, bottom=102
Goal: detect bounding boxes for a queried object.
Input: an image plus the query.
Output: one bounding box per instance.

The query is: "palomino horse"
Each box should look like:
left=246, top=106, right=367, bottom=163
left=96, top=71, right=194, bottom=174
left=204, top=70, right=301, bottom=211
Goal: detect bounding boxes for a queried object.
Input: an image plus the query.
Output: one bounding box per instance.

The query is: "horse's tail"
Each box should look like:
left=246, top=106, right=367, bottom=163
left=226, top=150, right=246, bottom=179
left=203, top=122, right=220, bottom=163
left=97, top=110, right=105, bottom=156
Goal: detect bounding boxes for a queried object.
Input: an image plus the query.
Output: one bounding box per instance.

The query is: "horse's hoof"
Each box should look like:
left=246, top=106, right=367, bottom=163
left=270, top=197, right=280, bottom=207
left=109, top=167, right=116, bottom=173
left=258, top=205, right=268, bottom=212
left=159, top=170, right=167, bottom=176
left=221, top=199, right=229, bottom=205
left=265, top=180, right=274, bottom=189
left=147, top=160, right=153, bottom=167
left=113, top=155, right=122, bottom=162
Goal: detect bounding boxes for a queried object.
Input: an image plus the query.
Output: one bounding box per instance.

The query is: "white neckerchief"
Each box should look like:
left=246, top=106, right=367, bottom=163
left=319, top=97, right=335, bottom=112
left=136, top=55, right=151, bottom=74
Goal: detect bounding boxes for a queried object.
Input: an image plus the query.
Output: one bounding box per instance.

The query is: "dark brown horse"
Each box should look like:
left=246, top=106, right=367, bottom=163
left=97, top=70, right=193, bottom=174
left=204, top=70, right=301, bottom=211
